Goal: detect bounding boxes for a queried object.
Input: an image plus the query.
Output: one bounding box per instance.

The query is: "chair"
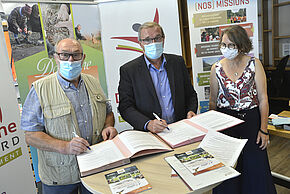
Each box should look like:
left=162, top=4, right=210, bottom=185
left=267, top=55, right=289, bottom=97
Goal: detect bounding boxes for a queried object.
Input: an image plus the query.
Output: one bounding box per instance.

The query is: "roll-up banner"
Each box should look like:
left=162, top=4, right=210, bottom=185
left=187, top=0, right=259, bottom=113
left=0, top=19, right=37, bottom=194
left=99, top=0, right=182, bottom=132
left=2, top=1, right=106, bottom=182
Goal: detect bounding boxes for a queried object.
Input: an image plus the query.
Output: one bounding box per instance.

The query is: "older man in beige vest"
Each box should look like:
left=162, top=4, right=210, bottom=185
left=21, top=38, right=117, bottom=194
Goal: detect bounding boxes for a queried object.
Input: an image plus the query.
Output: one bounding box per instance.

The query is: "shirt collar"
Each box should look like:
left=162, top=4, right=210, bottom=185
left=19, top=7, right=23, bottom=17
left=57, top=72, right=83, bottom=89
left=144, top=54, right=167, bottom=70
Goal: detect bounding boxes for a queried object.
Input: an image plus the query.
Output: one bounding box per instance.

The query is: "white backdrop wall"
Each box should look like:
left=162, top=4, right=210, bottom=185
left=99, top=0, right=183, bottom=132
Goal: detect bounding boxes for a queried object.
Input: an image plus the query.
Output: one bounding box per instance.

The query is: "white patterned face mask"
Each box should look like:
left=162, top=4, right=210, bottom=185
left=220, top=47, right=239, bottom=60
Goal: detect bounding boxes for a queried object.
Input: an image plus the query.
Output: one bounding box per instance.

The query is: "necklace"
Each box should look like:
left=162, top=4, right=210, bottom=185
left=234, top=72, right=238, bottom=76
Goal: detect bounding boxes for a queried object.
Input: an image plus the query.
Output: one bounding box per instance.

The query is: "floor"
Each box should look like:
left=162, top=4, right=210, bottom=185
left=268, top=135, right=290, bottom=194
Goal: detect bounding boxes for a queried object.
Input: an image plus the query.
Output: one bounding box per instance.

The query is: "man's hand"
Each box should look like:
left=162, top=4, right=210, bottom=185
left=187, top=111, right=196, bottom=119
left=24, top=27, right=28, bottom=34
left=147, top=119, right=168, bottom=133
left=17, top=27, right=22, bottom=33
left=102, top=126, right=118, bottom=141
left=64, top=137, right=90, bottom=155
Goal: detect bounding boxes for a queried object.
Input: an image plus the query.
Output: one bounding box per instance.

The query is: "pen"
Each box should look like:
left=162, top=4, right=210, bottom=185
left=153, top=112, right=170, bottom=131
left=72, top=132, right=91, bottom=150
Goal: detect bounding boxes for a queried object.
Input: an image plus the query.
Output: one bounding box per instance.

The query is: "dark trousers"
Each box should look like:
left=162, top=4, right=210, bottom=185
left=42, top=182, right=92, bottom=194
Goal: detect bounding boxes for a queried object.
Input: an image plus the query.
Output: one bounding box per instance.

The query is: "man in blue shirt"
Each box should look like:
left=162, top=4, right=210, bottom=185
left=118, top=22, right=198, bottom=133
left=21, top=38, right=117, bottom=194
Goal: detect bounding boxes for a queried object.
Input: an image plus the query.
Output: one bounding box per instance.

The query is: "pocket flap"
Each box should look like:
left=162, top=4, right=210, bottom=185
left=93, top=93, right=107, bottom=103
left=43, top=104, right=71, bottom=119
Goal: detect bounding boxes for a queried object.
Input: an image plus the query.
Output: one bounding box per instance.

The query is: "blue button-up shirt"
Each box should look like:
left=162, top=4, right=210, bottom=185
left=21, top=73, right=112, bottom=145
left=145, top=55, right=175, bottom=124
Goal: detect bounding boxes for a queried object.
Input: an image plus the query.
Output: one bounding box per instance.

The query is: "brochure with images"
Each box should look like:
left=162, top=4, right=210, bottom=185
left=175, top=148, right=224, bottom=176
left=165, top=131, right=248, bottom=191
left=105, top=165, right=152, bottom=194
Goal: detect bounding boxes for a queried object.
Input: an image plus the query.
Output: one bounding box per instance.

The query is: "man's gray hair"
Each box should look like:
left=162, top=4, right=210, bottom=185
left=138, top=22, right=165, bottom=41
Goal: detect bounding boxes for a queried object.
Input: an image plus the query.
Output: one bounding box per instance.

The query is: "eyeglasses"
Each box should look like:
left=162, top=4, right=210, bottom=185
left=140, top=35, right=164, bottom=45
left=56, top=52, right=83, bottom=61
left=220, top=43, right=236, bottom=50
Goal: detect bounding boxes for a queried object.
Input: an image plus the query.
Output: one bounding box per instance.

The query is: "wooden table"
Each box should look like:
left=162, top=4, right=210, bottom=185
left=268, top=111, right=290, bottom=139
left=81, top=142, right=214, bottom=194
left=267, top=111, right=290, bottom=189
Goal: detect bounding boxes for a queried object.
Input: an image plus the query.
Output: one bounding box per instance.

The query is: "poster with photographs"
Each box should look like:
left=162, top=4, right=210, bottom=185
left=2, top=2, right=107, bottom=182
left=187, top=0, right=259, bottom=112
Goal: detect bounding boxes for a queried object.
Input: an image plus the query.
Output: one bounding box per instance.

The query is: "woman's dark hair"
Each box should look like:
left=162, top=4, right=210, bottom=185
left=219, top=25, right=253, bottom=54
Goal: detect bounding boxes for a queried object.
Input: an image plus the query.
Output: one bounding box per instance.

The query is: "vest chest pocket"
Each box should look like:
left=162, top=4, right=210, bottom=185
left=43, top=104, right=74, bottom=141
left=43, top=104, right=71, bottom=119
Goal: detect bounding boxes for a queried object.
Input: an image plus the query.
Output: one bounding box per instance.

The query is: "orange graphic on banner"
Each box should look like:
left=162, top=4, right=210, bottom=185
left=3, top=22, right=16, bottom=81
left=26, top=66, right=99, bottom=88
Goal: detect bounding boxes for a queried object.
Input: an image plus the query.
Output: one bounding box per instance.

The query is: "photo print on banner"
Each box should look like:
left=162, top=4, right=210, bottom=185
left=2, top=1, right=107, bottom=183
left=187, top=0, right=259, bottom=113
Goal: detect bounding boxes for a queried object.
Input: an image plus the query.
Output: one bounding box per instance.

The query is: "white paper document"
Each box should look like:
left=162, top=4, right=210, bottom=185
left=76, top=130, right=172, bottom=177
left=188, top=110, right=244, bottom=131
left=165, top=131, right=247, bottom=191
left=199, top=131, right=248, bottom=167
left=165, top=156, right=240, bottom=191
left=118, top=130, right=170, bottom=157
left=157, top=110, right=244, bottom=148
left=158, top=121, right=205, bottom=147
left=77, top=140, right=125, bottom=173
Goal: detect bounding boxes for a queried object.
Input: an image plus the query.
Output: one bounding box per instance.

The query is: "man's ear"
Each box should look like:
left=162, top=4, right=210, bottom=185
left=138, top=42, right=145, bottom=53
left=54, top=53, right=59, bottom=64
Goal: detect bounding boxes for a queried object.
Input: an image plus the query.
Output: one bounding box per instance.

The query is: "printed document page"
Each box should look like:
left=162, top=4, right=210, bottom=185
left=199, top=131, right=248, bottom=167
left=189, top=110, right=244, bottom=131
left=118, top=130, right=170, bottom=157
left=165, top=155, right=240, bottom=191
left=158, top=120, right=205, bottom=146
left=77, top=140, right=125, bottom=173
left=175, top=148, right=224, bottom=176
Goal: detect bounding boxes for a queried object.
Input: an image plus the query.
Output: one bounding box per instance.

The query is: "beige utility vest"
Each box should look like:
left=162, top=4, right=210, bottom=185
left=33, top=73, right=107, bottom=185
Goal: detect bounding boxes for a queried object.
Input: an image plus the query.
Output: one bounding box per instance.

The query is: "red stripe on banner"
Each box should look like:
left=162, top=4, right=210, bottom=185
left=154, top=8, right=159, bottom=23
left=111, top=37, right=139, bottom=43
left=0, top=107, right=2, bottom=123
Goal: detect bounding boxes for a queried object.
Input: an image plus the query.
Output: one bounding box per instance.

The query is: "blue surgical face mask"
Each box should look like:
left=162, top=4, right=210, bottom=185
left=59, top=60, right=82, bottom=80
left=220, top=47, right=239, bottom=60
left=144, top=42, right=164, bottom=60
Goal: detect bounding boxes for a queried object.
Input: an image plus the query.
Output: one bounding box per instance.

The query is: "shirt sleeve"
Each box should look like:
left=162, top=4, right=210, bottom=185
left=106, top=101, right=112, bottom=114
left=20, top=86, right=45, bottom=132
